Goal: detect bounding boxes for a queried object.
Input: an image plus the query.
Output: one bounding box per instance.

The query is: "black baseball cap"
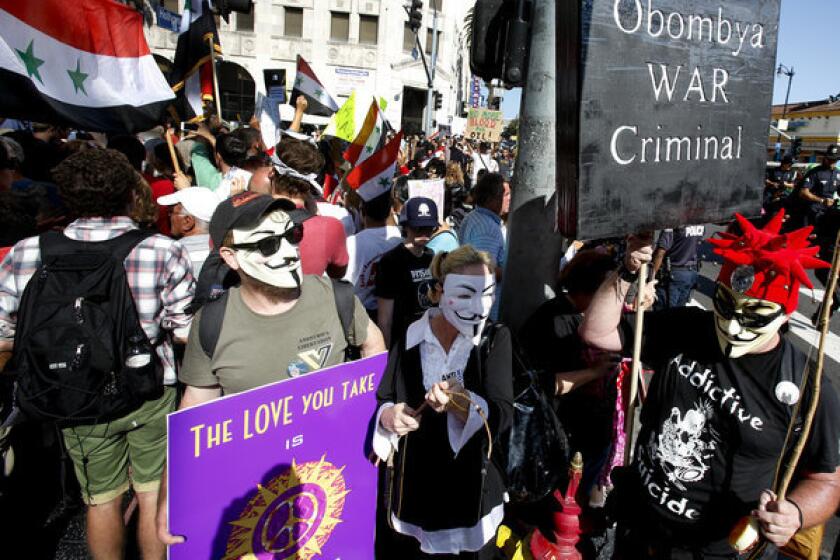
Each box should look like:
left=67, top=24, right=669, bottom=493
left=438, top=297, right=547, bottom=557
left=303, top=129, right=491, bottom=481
left=401, top=197, right=439, bottom=228
left=209, top=192, right=298, bottom=249
left=823, top=144, right=840, bottom=160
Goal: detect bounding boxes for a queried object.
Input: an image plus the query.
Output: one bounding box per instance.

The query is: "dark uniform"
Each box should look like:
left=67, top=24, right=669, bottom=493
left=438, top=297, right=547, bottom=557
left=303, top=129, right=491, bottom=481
left=763, top=163, right=796, bottom=217
left=806, top=145, right=840, bottom=321
left=654, top=225, right=705, bottom=310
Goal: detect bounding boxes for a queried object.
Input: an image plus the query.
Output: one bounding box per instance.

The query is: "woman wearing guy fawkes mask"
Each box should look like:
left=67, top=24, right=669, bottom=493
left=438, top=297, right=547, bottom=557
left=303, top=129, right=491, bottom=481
left=372, top=245, right=513, bottom=559
left=580, top=211, right=840, bottom=559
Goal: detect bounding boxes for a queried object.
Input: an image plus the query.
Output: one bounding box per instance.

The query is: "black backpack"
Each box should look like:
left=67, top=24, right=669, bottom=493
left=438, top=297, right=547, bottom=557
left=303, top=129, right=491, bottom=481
left=479, top=323, right=570, bottom=503
left=10, top=230, right=163, bottom=426
left=198, top=278, right=361, bottom=362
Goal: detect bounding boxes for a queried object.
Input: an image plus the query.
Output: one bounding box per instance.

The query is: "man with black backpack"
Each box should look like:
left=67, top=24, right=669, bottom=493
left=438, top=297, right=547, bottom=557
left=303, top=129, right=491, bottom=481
left=0, top=149, right=195, bottom=559
left=157, top=192, right=385, bottom=545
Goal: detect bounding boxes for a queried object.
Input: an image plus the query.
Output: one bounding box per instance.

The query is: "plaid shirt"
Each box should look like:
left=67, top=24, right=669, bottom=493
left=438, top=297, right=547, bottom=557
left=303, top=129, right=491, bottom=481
left=0, top=217, right=195, bottom=384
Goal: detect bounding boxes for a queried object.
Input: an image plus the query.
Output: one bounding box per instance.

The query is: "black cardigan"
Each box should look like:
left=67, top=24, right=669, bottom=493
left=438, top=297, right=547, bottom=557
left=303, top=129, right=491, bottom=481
left=376, top=323, right=514, bottom=532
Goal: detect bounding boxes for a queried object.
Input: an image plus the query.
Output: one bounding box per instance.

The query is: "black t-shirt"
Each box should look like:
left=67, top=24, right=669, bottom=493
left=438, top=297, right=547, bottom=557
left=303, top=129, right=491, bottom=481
left=519, top=296, right=584, bottom=373
left=622, top=307, right=840, bottom=541
left=374, top=244, right=435, bottom=343
left=519, top=296, right=615, bottom=462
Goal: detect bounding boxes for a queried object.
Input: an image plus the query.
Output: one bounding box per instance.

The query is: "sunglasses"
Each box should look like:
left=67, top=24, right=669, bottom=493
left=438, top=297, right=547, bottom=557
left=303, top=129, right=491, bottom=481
left=230, top=225, right=304, bottom=256
left=713, top=285, right=783, bottom=329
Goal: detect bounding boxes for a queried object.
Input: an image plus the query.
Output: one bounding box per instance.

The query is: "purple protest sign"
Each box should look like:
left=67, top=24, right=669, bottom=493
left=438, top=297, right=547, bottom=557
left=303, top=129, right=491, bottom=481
left=167, top=353, right=387, bottom=560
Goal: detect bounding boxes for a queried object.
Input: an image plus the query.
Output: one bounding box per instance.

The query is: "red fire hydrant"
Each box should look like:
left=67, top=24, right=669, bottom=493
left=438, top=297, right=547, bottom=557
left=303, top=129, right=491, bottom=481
left=529, top=452, right=584, bottom=560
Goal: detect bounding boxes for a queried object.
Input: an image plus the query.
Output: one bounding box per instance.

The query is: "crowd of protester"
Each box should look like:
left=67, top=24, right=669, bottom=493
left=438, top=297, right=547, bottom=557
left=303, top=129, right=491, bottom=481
left=1, top=106, right=839, bottom=560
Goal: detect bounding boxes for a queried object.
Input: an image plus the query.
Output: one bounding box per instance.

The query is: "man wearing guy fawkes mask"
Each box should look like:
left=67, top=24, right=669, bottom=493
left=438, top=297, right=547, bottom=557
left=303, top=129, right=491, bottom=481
left=580, top=210, right=840, bottom=559
left=158, top=196, right=386, bottom=546
left=177, top=193, right=386, bottom=396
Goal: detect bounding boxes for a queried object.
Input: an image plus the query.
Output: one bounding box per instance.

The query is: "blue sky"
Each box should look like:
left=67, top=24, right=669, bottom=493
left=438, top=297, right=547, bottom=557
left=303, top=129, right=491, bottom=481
left=499, top=1, right=839, bottom=120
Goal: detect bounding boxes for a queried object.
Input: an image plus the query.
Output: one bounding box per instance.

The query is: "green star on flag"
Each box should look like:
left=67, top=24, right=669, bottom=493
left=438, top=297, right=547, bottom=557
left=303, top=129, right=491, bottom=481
left=378, top=177, right=390, bottom=187
left=375, top=126, right=381, bottom=134
left=366, top=146, right=374, bottom=154
left=67, top=59, right=89, bottom=95
left=295, top=77, right=302, bottom=87
left=16, top=39, right=45, bottom=84
left=314, top=89, right=322, bottom=98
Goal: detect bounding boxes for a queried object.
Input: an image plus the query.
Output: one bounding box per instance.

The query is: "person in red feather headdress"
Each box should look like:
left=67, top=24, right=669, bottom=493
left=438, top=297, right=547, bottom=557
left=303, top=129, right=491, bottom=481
left=579, top=211, right=840, bottom=559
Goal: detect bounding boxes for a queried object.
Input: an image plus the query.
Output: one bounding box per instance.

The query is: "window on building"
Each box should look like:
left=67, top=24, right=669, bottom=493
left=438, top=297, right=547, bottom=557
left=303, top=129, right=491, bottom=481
left=425, top=30, right=441, bottom=55
left=359, top=15, right=378, bottom=45
left=237, top=4, right=255, bottom=32
left=330, top=12, right=350, bottom=42
left=162, top=0, right=179, bottom=12
left=285, top=7, right=303, bottom=37
left=403, top=23, right=415, bottom=52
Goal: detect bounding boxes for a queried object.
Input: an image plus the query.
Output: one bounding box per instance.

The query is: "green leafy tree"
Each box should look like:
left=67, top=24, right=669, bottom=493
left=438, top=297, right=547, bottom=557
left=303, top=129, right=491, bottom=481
left=503, top=118, right=519, bottom=138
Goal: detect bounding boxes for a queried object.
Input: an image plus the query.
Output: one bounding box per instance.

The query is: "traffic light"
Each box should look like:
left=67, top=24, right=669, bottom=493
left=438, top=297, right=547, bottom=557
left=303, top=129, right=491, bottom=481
left=792, top=137, right=802, bottom=158
left=434, top=91, right=443, bottom=110
left=470, top=0, right=531, bottom=87
left=488, top=96, right=501, bottom=111
left=408, top=0, right=424, bottom=33
left=215, top=0, right=253, bottom=23
left=470, top=0, right=506, bottom=82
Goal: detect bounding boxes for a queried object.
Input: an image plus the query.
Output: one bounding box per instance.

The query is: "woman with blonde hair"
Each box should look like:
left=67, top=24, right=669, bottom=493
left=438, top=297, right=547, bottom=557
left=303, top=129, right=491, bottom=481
left=373, top=245, right=512, bottom=559
left=445, top=161, right=465, bottom=190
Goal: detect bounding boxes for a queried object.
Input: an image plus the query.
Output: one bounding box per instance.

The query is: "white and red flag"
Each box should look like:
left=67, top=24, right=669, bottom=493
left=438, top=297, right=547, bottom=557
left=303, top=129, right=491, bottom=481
left=0, top=0, right=175, bottom=133
left=345, top=131, right=403, bottom=202
left=290, top=55, right=339, bottom=117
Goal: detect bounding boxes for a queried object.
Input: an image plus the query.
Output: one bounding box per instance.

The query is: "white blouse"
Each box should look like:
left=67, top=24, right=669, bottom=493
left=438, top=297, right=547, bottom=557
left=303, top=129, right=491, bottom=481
left=373, top=309, right=500, bottom=554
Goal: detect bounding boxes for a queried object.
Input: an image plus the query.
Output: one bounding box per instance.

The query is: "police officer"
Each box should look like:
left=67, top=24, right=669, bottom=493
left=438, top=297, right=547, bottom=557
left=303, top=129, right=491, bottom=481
left=799, top=144, right=840, bottom=226
left=651, top=224, right=705, bottom=309
left=804, top=144, right=840, bottom=325
left=764, top=155, right=797, bottom=217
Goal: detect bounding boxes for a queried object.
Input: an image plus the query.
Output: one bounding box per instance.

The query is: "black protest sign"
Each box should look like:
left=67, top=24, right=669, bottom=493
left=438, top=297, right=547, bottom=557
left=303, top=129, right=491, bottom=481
left=556, top=0, right=781, bottom=239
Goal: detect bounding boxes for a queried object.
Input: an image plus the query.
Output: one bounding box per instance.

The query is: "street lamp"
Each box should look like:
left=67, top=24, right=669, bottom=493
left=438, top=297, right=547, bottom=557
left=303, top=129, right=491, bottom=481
left=776, top=64, right=795, bottom=158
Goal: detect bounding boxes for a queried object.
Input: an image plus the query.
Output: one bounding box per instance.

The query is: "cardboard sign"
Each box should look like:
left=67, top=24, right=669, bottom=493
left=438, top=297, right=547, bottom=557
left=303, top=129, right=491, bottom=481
left=556, top=0, right=782, bottom=239
left=167, top=354, right=387, bottom=560
left=408, top=178, right=446, bottom=223
left=465, top=108, right=504, bottom=143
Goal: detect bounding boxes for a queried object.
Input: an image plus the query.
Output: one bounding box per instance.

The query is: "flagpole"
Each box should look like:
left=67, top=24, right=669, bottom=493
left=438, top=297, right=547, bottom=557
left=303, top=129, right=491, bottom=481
left=207, top=35, right=223, bottom=119
left=165, top=129, right=182, bottom=176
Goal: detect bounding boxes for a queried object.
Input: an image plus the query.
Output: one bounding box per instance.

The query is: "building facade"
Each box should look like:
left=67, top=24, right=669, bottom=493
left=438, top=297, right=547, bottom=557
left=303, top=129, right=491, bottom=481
left=147, top=0, right=474, bottom=133
left=769, top=99, right=840, bottom=161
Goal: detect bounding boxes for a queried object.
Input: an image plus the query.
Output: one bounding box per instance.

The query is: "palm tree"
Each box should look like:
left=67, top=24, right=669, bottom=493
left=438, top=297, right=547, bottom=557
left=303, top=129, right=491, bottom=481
left=463, top=5, right=475, bottom=52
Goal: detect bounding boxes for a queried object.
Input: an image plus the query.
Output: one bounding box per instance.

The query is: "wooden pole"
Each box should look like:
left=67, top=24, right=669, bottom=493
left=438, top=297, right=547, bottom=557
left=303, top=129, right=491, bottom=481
left=777, top=228, right=840, bottom=500
left=165, top=130, right=181, bottom=176
left=623, top=263, right=648, bottom=465
left=207, top=35, right=223, bottom=120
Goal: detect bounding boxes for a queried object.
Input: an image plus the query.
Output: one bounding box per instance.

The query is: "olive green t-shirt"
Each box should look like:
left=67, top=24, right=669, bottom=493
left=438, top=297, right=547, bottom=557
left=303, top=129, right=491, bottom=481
left=179, top=276, right=370, bottom=394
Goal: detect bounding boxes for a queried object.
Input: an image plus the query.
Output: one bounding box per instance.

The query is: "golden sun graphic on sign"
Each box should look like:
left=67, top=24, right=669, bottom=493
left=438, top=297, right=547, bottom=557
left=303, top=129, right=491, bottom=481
left=223, top=456, right=349, bottom=560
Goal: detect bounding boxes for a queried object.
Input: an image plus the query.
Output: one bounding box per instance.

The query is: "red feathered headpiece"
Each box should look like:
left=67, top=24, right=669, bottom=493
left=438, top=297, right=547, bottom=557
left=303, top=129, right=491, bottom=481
left=708, top=210, right=830, bottom=314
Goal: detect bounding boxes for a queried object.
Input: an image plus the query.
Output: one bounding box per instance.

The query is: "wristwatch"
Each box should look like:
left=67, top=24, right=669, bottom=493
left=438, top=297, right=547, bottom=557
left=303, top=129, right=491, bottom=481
left=618, top=263, right=639, bottom=283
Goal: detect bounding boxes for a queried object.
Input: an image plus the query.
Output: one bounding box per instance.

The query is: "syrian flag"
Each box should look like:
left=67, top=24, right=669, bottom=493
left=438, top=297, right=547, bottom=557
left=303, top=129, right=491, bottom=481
left=343, top=100, right=386, bottom=167
left=0, top=0, right=175, bottom=133
left=170, top=0, right=220, bottom=121
left=290, top=55, right=338, bottom=117
left=345, top=131, right=403, bottom=201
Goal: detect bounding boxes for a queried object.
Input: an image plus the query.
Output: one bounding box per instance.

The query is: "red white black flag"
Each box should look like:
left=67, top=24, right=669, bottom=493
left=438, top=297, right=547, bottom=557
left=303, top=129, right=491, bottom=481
left=170, top=0, right=220, bottom=122
left=0, top=0, right=175, bottom=133
left=290, top=55, right=339, bottom=117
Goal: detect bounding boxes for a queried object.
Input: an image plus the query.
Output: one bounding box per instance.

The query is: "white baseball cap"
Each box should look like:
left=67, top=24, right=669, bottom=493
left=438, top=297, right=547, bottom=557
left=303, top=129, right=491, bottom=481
left=157, top=187, right=221, bottom=223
